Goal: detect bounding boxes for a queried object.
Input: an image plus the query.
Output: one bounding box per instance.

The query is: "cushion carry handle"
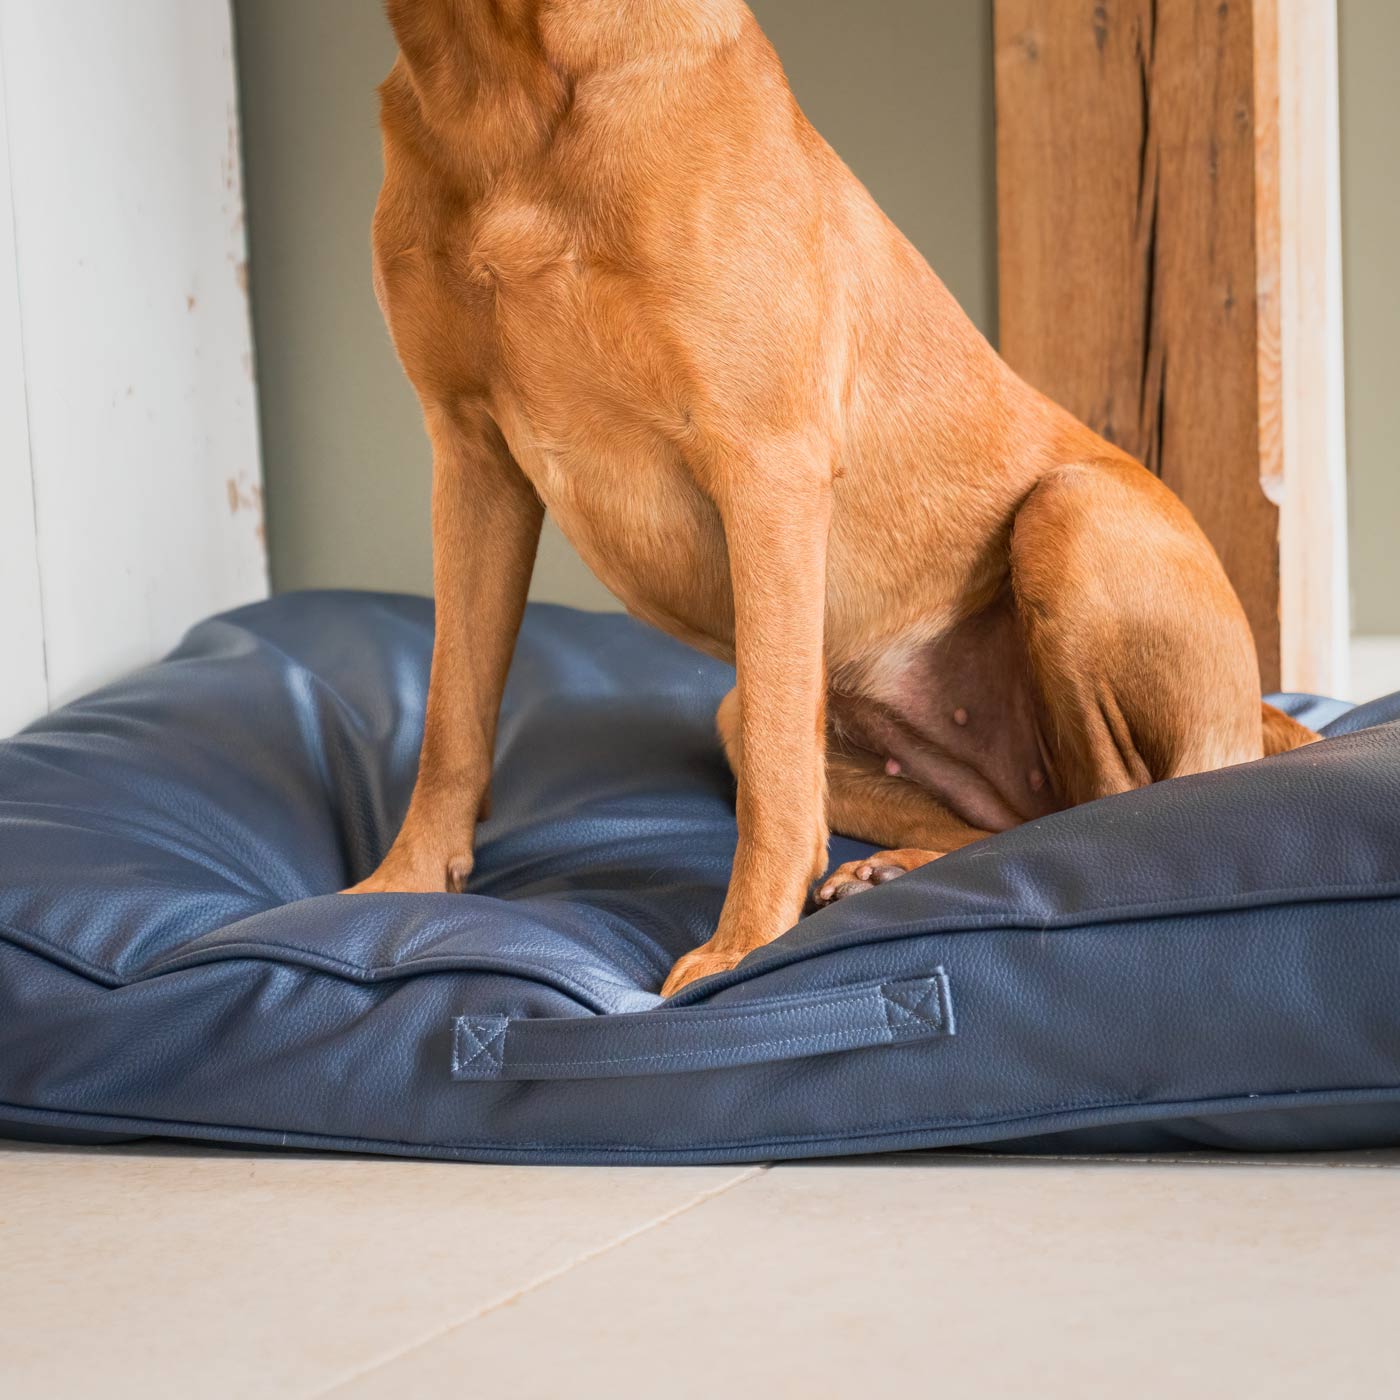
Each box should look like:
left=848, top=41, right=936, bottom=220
left=451, top=970, right=953, bottom=1081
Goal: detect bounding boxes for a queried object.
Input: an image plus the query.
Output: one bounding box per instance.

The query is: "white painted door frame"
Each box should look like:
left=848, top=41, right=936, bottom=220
left=0, top=42, right=47, bottom=734
left=0, top=0, right=267, bottom=735
left=1271, top=0, right=1351, bottom=697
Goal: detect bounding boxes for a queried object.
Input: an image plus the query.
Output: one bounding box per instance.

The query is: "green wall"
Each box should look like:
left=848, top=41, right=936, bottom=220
left=1339, top=0, right=1400, bottom=635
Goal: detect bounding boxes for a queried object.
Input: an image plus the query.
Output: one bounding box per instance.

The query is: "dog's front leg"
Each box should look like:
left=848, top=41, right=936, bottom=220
left=347, top=406, right=543, bottom=894
left=662, top=444, right=832, bottom=996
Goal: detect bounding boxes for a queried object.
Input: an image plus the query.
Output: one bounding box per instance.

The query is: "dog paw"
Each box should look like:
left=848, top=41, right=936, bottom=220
left=813, top=859, right=909, bottom=907
left=813, top=848, right=950, bottom=907
left=661, top=945, right=743, bottom=998
left=343, top=850, right=473, bottom=895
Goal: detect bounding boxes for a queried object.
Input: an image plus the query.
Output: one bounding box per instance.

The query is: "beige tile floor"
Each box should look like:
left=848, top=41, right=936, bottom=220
left=3, top=1141, right=1399, bottom=1398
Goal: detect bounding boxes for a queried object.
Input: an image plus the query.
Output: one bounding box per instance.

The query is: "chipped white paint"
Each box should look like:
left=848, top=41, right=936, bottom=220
left=0, top=0, right=266, bottom=730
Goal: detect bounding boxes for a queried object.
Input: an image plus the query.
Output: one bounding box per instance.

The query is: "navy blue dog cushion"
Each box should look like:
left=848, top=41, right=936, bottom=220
left=3, top=591, right=1399, bottom=1163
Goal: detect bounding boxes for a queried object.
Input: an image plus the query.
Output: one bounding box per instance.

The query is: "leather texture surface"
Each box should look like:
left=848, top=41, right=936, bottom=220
left=2, top=590, right=1399, bottom=1163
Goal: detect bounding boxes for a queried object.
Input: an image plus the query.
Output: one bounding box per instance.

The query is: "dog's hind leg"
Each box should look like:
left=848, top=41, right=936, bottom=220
left=813, top=745, right=991, bottom=904
left=810, top=459, right=1268, bottom=909
left=1008, top=461, right=1264, bottom=801
left=717, top=688, right=989, bottom=906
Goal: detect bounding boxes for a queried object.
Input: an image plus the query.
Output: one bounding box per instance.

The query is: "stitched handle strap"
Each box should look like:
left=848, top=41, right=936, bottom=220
left=451, top=970, right=953, bottom=1082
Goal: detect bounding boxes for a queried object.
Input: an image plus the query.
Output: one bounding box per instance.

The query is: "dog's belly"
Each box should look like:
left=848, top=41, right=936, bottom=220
left=832, top=592, right=1060, bottom=832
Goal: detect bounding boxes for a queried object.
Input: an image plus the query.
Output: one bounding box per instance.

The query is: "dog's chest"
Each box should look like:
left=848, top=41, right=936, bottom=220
left=493, top=384, right=733, bottom=655
left=381, top=178, right=733, bottom=652
left=446, top=194, right=731, bottom=650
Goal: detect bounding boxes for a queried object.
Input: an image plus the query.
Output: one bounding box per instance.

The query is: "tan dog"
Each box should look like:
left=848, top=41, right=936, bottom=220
left=349, top=0, right=1318, bottom=997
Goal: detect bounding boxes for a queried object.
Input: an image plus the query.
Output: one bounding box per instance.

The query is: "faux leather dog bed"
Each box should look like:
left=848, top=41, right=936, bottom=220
left=3, top=591, right=1398, bottom=1163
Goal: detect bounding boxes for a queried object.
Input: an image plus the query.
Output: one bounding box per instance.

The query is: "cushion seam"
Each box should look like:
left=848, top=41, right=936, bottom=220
left=7, top=1080, right=1400, bottom=1160
left=3, top=884, right=1400, bottom=993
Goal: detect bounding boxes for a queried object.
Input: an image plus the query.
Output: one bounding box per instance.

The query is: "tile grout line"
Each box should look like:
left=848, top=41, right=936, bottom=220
left=313, top=1164, right=771, bottom=1397
left=911, top=1151, right=1400, bottom=1170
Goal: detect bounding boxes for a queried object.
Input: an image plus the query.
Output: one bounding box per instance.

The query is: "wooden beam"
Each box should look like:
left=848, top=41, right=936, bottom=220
left=995, top=0, right=1348, bottom=695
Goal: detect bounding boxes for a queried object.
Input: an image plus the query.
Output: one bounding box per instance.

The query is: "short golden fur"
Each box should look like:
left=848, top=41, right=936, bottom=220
left=349, top=0, right=1317, bottom=996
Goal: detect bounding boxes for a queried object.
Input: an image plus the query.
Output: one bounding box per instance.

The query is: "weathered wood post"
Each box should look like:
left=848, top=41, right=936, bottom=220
left=994, top=0, right=1347, bottom=694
